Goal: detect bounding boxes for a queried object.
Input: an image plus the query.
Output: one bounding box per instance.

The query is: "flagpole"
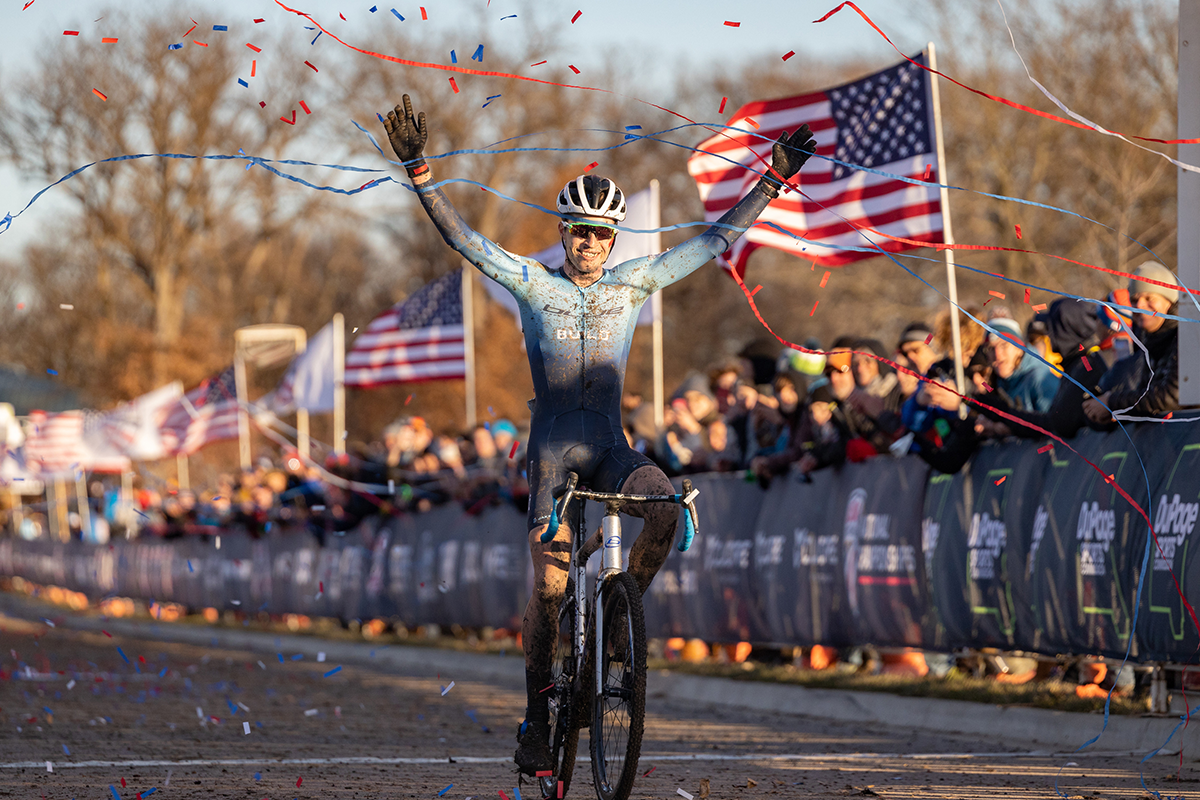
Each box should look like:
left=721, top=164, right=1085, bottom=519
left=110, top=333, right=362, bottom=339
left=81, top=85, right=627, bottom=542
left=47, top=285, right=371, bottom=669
left=234, top=352, right=251, bottom=469
left=176, top=453, right=190, bottom=491
left=649, top=179, right=665, bottom=430
left=75, top=472, right=92, bottom=541
left=461, top=263, right=477, bottom=430
left=294, top=330, right=310, bottom=461
left=333, top=312, right=346, bottom=455
left=927, top=42, right=966, bottom=400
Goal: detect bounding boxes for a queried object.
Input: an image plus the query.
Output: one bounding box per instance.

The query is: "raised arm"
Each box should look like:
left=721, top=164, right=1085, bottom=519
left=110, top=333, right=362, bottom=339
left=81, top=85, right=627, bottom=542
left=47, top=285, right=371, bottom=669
left=622, top=125, right=817, bottom=292
left=385, top=95, right=528, bottom=290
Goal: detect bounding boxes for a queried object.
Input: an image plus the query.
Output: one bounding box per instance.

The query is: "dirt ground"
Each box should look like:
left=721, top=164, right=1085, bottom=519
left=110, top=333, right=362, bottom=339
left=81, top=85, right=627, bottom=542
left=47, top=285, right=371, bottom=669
left=0, top=610, right=1194, bottom=800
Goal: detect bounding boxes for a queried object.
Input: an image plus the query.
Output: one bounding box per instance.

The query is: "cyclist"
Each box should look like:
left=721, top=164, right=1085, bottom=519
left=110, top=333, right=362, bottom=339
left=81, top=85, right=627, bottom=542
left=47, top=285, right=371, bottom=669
left=383, top=94, right=815, bottom=775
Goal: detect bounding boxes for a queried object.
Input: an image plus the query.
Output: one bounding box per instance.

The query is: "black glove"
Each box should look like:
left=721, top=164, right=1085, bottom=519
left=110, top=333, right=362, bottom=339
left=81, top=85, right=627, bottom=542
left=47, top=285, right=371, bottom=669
left=384, top=94, right=429, bottom=178
left=760, top=123, right=816, bottom=196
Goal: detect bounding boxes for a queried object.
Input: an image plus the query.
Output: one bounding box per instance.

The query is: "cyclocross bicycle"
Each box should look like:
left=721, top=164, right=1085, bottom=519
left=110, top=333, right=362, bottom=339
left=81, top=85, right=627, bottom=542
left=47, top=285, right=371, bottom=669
left=535, top=471, right=700, bottom=800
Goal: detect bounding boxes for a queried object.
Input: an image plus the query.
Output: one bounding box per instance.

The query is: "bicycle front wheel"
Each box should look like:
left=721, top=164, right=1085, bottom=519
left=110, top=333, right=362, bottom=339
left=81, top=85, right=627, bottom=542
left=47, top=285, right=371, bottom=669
left=590, top=571, right=647, bottom=800
left=542, top=592, right=580, bottom=799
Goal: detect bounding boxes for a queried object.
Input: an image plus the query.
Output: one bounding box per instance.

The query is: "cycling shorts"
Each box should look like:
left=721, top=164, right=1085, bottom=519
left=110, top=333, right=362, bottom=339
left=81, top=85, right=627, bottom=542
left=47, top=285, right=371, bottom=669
left=526, top=408, right=654, bottom=531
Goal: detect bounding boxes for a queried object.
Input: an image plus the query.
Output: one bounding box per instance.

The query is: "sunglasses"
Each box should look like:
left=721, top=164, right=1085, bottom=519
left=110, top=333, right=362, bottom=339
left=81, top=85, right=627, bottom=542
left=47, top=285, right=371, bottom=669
left=567, top=223, right=617, bottom=241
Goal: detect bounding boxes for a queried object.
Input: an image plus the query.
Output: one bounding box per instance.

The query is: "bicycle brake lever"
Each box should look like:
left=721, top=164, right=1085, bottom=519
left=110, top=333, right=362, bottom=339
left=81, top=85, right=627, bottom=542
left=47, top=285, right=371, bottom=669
left=679, top=505, right=697, bottom=552
left=542, top=474, right=578, bottom=543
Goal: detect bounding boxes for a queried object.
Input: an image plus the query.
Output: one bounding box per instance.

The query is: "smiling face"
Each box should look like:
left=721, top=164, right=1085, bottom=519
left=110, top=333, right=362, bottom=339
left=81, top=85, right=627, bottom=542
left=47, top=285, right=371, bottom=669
left=559, top=215, right=616, bottom=282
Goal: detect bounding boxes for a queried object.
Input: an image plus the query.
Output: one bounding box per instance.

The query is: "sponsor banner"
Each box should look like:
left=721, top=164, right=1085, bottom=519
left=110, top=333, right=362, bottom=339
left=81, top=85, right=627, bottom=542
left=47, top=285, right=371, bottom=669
left=9, top=420, right=1200, bottom=661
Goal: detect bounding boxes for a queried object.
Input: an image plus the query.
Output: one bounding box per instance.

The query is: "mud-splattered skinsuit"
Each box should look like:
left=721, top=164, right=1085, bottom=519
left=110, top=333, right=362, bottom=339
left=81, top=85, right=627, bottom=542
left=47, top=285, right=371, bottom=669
left=413, top=180, right=778, bottom=526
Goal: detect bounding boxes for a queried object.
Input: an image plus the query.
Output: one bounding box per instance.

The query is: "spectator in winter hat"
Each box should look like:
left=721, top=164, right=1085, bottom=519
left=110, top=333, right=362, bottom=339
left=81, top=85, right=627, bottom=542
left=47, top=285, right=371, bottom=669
left=987, top=317, right=1059, bottom=413
left=1084, top=260, right=1182, bottom=424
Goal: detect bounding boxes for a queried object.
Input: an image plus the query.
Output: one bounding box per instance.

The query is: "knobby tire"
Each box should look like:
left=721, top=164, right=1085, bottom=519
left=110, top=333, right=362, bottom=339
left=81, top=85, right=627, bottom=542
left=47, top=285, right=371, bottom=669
left=590, top=572, right=647, bottom=800
left=542, top=593, right=580, bottom=799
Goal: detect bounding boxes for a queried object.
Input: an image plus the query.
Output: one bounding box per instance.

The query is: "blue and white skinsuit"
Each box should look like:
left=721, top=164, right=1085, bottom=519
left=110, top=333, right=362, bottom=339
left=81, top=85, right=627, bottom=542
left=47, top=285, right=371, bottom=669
left=412, top=178, right=779, bottom=528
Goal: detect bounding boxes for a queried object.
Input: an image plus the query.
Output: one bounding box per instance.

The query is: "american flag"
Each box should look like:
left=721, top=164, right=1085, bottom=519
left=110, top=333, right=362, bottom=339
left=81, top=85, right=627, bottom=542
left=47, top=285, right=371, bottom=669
left=345, top=269, right=466, bottom=388
left=161, top=367, right=241, bottom=455
left=687, top=53, right=944, bottom=276
left=23, top=410, right=87, bottom=475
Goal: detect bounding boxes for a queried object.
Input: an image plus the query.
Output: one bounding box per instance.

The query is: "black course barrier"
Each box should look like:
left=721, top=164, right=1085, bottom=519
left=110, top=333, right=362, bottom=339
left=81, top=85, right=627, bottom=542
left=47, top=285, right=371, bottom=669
left=5, top=419, right=1200, bottom=660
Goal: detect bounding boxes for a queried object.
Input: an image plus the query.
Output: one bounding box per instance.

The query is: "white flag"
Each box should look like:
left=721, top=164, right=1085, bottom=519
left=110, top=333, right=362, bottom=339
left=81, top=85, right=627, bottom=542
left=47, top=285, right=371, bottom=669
left=89, top=381, right=184, bottom=462
left=269, top=321, right=336, bottom=414
left=481, top=185, right=662, bottom=326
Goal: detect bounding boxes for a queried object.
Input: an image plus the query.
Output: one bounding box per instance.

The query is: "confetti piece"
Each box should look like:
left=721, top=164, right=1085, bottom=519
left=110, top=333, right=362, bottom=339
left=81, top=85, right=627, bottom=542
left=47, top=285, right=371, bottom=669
left=584, top=161, right=598, bottom=171
left=782, top=50, right=795, bottom=61
left=254, top=18, right=265, bottom=23
left=1082, top=356, right=1092, bottom=372
left=568, top=64, right=580, bottom=74
left=539, top=682, right=555, bottom=693
left=121, top=778, right=127, bottom=788
left=59, top=303, right=74, bottom=310
left=63, top=30, right=79, bottom=36
left=281, top=110, right=297, bottom=125
left=46, top=761, right=52, bottom=772
left=102, top=37, right=118, bottom=43
left=749, top=284, right=762, bottom=296
left=193, top=41, right=208, bottom=47
left=391, top=8, right=404, bottom=21
left=724, top=20, right=741, bottom=27
left=1031, top=303, right=1047, bottom=311
left=168, top=43, right=182, bottom=50
left=92, top=89, right=108, bottom=101
left=450, top=49, right=457, bottom=63
left=238, top=79, right=248, bottom=88
left=305, top=708, right=318, bottom=716
left=318, top=652, right=326, bottom=662
left=214, top=25, right=228, bottom=31
left=677, top=791, right=694, bottom=800
left=1166, top=412, right=1175, bottom=419
left=994, top=476, right=1006, bottom=486
left=297, top=777, right=303, bottom=787
left=502, top=14, right=517, bottom=19
left=243, top=721, right=250, bottom=734
left=300, top=100, right=311, bottom=114
left=323, top=666, right=342, bottom=677
left=500, top=792, right=509, bottom=800
left=1037, top=443, right=1053, bottom=454
left=449, top=77, right=459, bottom=93
left=508, top=441, right=519, bottom=459
left=247, top=43, right=262, bottom=52
left=820, top=271, right=830, bottom=288
left=809, top=300, right=819, bottom=316
left=719, top=96, right=728, bottom=113
left=420, top=7, right=427, bottom=19
left=1014, top=224, right=1022, bottom=239
left=922, top=163, right=932, bottom=181
left=103, top=630, right=112, bottom=637
left=251, top=59, right=257, bottom=77
left=142, top=790, right=157, bottom=798
left=1024, top=287, right=1031, bottom=304
left=988, top=290, right=1005, bottom=299
left=441, top=680, right=455, bottom=695
left=304, top=60, right=318, bottom=72
left=513, top=790, right=522, bottom=800
left=472, top=44, right=484, bottom=62
left=535, top=771, right=552, bottom=778
left=311, top=30, right=322, bottom=44
left=482, top=94, right=502, bottom=108
left=110, top=785, right=121, bottom=800
left=530, top=60, right=547, bottom=67
left=744, top=118, right=760, bottom=129
left=438, top=786, right=453, bottom=797
left=643, top=766, right=656, bottom=777
left=571, top=10, right=582, bottom=23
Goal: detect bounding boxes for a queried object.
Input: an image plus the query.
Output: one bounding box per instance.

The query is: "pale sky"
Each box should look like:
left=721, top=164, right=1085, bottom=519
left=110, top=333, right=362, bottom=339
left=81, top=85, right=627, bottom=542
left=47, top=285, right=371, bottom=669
left=0, top=0, right=930, bottom=250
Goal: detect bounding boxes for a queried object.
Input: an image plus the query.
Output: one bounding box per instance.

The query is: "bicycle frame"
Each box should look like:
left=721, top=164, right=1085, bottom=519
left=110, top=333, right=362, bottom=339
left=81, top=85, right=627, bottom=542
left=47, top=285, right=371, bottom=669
left=543, top=472, right=701, bottom=715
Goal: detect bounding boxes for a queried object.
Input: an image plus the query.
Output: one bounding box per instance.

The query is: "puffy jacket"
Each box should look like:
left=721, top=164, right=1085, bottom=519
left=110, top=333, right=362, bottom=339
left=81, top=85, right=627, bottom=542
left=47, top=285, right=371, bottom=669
left=1096, top=317, right=1178, bottom=419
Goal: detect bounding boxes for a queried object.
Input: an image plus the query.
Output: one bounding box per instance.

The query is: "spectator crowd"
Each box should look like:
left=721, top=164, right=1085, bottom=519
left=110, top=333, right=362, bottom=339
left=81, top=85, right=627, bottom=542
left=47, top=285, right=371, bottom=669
left=1, top=260, right=1185, bottom=541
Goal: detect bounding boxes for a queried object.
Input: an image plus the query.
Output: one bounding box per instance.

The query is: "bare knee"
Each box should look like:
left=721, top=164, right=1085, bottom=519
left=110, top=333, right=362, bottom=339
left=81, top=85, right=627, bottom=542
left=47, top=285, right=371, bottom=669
left=621, top=466, right=679, bottom=528
left=529, top=524, right=571, bottom=606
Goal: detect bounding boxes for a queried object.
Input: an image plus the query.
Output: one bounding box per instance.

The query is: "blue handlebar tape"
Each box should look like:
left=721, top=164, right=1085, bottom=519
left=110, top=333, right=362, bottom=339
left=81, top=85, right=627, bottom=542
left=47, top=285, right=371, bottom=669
left=542, top=507, right=560, bottom=543
left=679, top=509, right=695, bottom=552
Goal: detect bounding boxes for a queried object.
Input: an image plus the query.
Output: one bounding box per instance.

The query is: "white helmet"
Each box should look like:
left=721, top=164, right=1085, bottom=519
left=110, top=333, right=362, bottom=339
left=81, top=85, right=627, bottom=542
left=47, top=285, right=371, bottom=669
left=556, top=175, right=627, bottom=222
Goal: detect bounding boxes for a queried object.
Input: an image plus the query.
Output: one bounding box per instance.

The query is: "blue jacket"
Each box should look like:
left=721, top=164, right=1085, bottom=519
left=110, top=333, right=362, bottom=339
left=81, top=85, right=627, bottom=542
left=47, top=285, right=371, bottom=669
left=996, top=351, right=1059, bottom=413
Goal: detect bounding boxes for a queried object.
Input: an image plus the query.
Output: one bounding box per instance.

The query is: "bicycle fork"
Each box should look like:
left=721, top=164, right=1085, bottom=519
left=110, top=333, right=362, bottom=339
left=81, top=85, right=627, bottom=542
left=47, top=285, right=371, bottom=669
left=594, top=505, right=623, bottom=704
